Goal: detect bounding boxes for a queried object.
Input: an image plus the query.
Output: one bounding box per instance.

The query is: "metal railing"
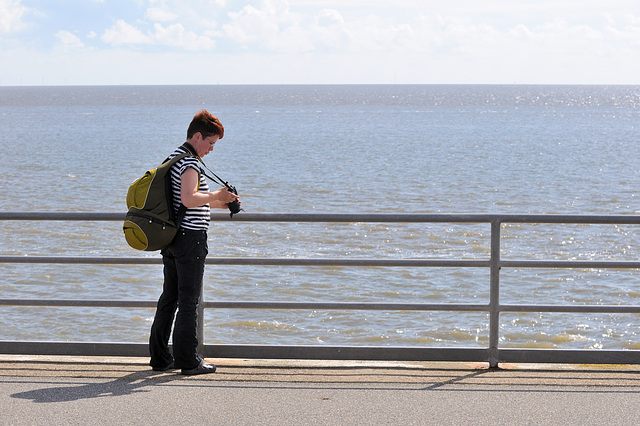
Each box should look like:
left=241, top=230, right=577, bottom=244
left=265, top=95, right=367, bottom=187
left=1, top=211, right=640, bottom=367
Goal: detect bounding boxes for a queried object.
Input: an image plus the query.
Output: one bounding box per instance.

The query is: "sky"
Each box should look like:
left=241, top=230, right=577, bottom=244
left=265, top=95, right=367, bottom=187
left=1, top=0, right=640, bottom=86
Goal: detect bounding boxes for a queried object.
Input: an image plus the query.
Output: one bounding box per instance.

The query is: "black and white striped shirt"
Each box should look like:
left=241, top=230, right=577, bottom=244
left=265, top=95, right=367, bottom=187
left=167, top=146, right=210, bottom=231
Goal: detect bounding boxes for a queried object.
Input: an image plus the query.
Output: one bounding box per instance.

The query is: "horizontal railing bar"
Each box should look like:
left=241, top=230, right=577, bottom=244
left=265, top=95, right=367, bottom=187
left=490, top=214, right=640, bottom=225
left=204, top=301, right=489, bottom=311
left=202, top=344, right=490, bottom=362
left=224, top=213, right=503, bottom=223
left=0, top=299, right=157, bottom=308
left=0, top=256, right=487, bottom=268
left=2, top=211, right=640, bottom=224
left=224, top=213, right=640, bottom=225
left=4, top=299, right=636, bottom=314
left=500, top=304, right=640, bottom=313
left=0, top=299, right=488, bottom=311
left=501, top=260, right=640, bottom=269
left=2, top=341, right=639, bottom=364
left=0, top=256, right=162, bottom=265
left=0, top=341, right=149, bottom=357
left=6, top=256, right=640, bottom=269
left=0, top=212, right=125, bottom=221
left=0, top=340, right=490, bottom=361
left=208, top=258, right=487, bottom=267
left=498, top=348, right=640, bottom=364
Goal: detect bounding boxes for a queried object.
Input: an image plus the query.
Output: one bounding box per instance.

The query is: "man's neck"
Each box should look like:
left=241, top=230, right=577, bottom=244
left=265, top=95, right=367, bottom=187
left=182, top=141, right=198, bottom=157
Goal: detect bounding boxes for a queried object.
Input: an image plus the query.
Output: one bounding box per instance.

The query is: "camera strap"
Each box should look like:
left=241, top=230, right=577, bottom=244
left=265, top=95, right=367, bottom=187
left=180, top=142, right=232, bottom=189
left=196, top=157, right=232, bottom=190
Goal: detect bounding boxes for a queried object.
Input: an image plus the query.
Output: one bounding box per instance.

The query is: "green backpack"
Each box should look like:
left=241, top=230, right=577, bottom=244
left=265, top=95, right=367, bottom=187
left=123, top=153, right=191, bottom=251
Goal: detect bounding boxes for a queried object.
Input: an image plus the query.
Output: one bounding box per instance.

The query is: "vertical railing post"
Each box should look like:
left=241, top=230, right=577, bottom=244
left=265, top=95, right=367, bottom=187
left=488, top=219, right=501, bottom=368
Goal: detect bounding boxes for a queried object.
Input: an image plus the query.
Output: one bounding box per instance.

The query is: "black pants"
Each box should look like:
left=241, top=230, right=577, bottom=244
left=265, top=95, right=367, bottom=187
left=149, top=229, right=208, bottom=370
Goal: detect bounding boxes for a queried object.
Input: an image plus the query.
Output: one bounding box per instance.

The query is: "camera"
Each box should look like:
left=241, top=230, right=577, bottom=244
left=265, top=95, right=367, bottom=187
left=226, top=185, right=242, bottom=217
left=196, top=160, right=242, bottom=218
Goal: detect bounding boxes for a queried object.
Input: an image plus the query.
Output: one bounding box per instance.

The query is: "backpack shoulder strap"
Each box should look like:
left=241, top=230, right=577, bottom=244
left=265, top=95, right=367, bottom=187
left=163, top=152, right=195, bottom=226
left=162, top=151, right=192, bottom=167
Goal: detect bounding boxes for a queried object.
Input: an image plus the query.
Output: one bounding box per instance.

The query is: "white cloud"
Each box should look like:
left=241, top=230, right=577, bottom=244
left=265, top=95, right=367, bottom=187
left=223, top=1, right=355, bottom=53
left=3, top=0, right=640, bottom=85
left=102, top=20, right=151, bottom=46
left=340, top=15, right=415, bottom=53
left=91, top=1, right=640, bottom=59
left=0, top=0, right=26, bottom=33
left=215, top=1, right=640, bottom=60
left=101, top=19, right=215, bottom=50
left=146, top=7, right=179, bottom=23
left=153, top=22, right=216, bottom=50
left=223, top=2, right=289, bottom=48
left=55, top=30, right=85, bottom=49
left=604, top=15, right=640, bottom=48
left=316, top=8, right=343, bottom=26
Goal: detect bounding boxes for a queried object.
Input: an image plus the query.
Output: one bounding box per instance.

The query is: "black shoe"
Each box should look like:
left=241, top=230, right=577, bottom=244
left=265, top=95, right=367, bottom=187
left=152, top=361, right=175, bottom=372
left=181, top=359, right=216, bottom=376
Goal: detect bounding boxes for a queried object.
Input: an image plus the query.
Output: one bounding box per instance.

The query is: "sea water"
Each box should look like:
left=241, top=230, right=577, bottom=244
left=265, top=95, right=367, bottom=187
left=1, top=84, right=639, bottom=349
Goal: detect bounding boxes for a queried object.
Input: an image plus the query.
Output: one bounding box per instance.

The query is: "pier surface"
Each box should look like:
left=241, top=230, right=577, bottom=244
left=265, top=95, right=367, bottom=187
left=1, top=355, right=639, bottom=424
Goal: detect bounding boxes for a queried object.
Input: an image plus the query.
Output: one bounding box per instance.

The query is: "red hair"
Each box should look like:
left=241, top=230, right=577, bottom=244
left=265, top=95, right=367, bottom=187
left=187, top=110, right=224, bottom=140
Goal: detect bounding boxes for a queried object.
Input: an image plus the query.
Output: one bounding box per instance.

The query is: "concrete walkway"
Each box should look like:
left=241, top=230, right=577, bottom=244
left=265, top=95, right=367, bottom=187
left=1, top=355, right=640, bottom=425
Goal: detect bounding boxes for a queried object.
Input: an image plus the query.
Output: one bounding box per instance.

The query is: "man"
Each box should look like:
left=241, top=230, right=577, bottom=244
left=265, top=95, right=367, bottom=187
left=149, top=110, right=239, bottom=375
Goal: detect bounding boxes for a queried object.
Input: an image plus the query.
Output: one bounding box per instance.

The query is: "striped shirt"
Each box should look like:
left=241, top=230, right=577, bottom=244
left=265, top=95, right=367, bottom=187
left=166, top=146, right=210, bottom=231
